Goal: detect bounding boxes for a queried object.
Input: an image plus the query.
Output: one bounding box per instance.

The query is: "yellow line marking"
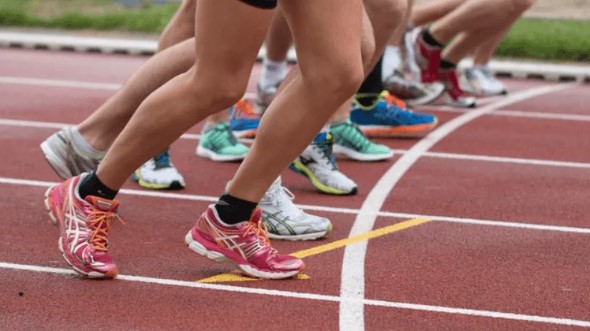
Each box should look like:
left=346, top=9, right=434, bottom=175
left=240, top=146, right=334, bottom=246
left=197, top=218, right=430, bottom=283
left=291, top=218, right=430, bottom=259
left=199, top=270, right=310, bottom=283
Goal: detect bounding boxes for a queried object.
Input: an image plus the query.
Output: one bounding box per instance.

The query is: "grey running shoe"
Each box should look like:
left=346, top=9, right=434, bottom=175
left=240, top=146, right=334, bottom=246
left=255, top=82, right=279, bottom=113
left=383, top=70, right=445, bottom=107
left=260, top=177, right=332, bottom=241
left=40, top=127, right=102, bottom=179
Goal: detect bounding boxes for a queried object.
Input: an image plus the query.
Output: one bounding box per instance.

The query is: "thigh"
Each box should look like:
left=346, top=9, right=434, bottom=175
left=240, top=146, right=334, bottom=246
left=192, top=0, right=274, bottom=81
left=279, top=0, right=364, bottom=78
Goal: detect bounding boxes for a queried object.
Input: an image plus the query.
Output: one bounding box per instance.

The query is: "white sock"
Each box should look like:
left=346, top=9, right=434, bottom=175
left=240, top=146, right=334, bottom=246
left=69, top=127, right=106, bottom=160
left=260, top=58, right=286, bottom=90
left=382, top=46, right=402, bottom=78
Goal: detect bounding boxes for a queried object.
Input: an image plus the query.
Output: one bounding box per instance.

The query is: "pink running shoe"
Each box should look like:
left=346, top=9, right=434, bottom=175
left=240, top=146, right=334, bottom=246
left=185, top=205, right=305, bottom=279
left=414, top=30, right=442, bottom=83
left=44, top=174, right=121, bottom=279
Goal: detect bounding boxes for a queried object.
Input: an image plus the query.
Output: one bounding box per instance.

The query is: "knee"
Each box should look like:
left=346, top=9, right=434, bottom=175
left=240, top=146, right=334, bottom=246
left=186, top=71, right=246, bottom=113
left=305, top=59, right=364, bottom=101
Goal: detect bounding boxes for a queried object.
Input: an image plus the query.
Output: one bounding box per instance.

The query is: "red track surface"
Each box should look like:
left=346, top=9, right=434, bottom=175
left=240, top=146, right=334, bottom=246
left=1, top=48, right=590, bottom=330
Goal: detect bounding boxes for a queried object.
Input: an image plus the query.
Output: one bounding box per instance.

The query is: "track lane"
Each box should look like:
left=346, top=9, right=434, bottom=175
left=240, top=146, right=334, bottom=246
left=1, top=48, right=590, bottom=330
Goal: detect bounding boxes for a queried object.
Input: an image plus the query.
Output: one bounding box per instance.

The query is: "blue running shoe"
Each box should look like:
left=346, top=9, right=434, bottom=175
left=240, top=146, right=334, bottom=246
left=229, top=99, right=260, bottom=138
left=351, top=91, right=438, bottom=137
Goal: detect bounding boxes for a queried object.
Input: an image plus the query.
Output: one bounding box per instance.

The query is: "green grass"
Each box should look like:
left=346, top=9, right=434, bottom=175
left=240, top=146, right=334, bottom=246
left=0, top=0, right=178, bottom=32
left=497, top=18, right=590, bottom=62
left=1, top=1, right=589, bottom=62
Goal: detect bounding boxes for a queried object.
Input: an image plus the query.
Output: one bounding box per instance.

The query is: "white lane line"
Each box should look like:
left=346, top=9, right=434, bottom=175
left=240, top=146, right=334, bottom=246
left=0, top=119, right=204, bottom=140
left=404, top=150, right=590, bottom=170
left=0, top=76, right=121, bottom=90
left=424, top=105, right=590, bottom=122
left=3, top=118, right=590, bottom=169
left=2, top=175, right=590, bottom=234
left=4, top=76, right=590, bottom=124
left=494, top=109, right=590, bottom=122
left=0, top=76, right=256, bottom=99
left=339, top=83, right=577, bottom=331
left=1, top=261, right=589, bottom=328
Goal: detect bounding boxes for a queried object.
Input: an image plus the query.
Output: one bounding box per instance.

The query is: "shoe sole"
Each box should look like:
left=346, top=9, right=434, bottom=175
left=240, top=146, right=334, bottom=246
left=333, top=145, right=393, bottom=162
left=405, top=83, right=446, bottom=107
left=40, top=141, right=73, bottom=180
left=231, top=129, right=257, bottom=139
left=131, top=171, right=185, bottom=190
left=359, top=120, right=438, bottom=138
left=290, top=161, right=357, bottom=195
left=442, top=93, right=477, bottom=108
left=196, top=146, right=247, bottom=162
left=267, top=222, right=333, bottom=241
left=44, top=187, right=117, bottom=279
left=184, top=232, right=302, bottom=279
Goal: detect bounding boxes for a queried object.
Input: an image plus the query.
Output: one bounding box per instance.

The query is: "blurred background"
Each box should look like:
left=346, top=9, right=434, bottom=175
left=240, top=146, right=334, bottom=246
left=0, top=0, right=589, bottom=62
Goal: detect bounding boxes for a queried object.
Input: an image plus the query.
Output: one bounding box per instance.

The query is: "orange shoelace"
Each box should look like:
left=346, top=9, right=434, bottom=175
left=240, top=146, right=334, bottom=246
left=383, top=92, right=407, bottom=109
left=243, top=217, right=271, bottom=248
left=234, top=99, right=258, bottom=118
left=87, top=211, right=124, bottom=252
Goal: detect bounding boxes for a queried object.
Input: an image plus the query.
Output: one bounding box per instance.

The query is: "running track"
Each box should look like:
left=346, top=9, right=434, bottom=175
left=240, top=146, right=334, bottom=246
left=1, top=48, right=589, bottom=330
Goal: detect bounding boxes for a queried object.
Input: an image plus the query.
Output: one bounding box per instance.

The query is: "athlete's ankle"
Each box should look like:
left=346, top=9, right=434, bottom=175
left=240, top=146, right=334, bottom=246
left=78, top=171, right=119, bottom=200
left=214, top=193, right=257, bottom=225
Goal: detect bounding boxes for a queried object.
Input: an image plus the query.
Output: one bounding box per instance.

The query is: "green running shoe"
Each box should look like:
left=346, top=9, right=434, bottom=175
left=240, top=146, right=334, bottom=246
left=196, top=122, right=249, bottom=162
left=331, top=119, right=393, bottom=161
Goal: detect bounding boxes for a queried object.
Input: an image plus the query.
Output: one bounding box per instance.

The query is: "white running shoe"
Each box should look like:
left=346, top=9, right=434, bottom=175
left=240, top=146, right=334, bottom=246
left=290, top=132, right=358, bottom=195
left=132, top=149, right=185, bottom=190
left=260, top=177, right=332, bottom=241
left=478, top=66, right=507, bottom=96
left=255, top=82, right=279, bottom=113
left=461, top=66, right=508, bottom=96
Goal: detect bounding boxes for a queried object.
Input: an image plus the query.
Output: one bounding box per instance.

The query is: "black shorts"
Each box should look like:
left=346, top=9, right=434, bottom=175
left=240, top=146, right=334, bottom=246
left=240, top=0, right=277, bottom=9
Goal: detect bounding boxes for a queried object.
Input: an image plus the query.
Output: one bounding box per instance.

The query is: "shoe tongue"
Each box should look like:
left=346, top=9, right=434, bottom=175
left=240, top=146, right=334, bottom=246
left=249, top=208, right=262, bottom=222
left=314, top=132, right=329, bottom=144
left=85, top=196, right=119, bottom=212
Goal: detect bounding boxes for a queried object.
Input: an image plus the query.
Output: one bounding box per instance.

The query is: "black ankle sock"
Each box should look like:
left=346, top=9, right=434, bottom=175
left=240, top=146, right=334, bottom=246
left=356, top=94, right=380, bottom=107
left=421, top=28, right=444, bottom=48
left=356, top=56, right=384, bottom=107
left=214, top=194, right=258, bottom=225
left=78, top=171, right=118, bottom=200
left=439, top=59, right=457, bottom=70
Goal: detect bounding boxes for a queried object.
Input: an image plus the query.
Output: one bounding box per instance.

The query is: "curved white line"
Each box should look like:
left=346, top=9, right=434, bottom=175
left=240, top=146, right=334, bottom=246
left=338, top=83, right=576, bottom=330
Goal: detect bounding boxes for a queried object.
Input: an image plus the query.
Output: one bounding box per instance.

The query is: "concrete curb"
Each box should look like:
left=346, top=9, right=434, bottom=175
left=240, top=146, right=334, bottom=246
left=1, top=31, right=589, bottom=83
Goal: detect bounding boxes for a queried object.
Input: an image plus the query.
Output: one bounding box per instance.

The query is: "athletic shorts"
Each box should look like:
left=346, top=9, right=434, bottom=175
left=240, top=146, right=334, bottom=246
left=239, top=0, right=278, bottom=9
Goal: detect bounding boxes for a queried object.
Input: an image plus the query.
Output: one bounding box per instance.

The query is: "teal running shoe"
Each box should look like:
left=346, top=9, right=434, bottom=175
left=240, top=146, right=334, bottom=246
left=197, top=122, right=249, bottom=162
left=330, top=119, right=393, bottom=161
